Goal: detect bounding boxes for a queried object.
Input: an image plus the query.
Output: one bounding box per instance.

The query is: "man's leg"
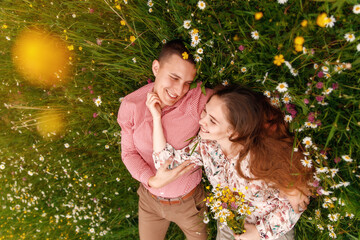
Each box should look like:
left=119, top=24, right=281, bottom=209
left=276, top=229, right=295, bottom=240
left=168, top=184, right=208, bottom=240
left=137, top=184, right=170, bottom=240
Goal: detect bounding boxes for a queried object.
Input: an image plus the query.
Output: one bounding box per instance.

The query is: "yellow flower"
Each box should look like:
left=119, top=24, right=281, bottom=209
left=233, top=34, right=240, bottom=41
left=316, top=13, right=328, bottom=28
left=182, top=52, right=189, bottom=60
left=115, top=5, right=121, bottom=10
left=294, top=44, right=303, bottom=52
left=301, top=20, right=308, bottom=27
left=78, top=46, right=83, bottom=51
left=294, top=36, right=305, bottom=45
left=2, top=24, right=8, bottom=29
left=120, top=20, right=126, bottom=26
left=67, top=45, right=74, bottom=51
left=255, top=12, right=263, bottom=20
left=192, top=28, right=199, bottom=34
left=273, top=54, right=285, bottom=66
left=130, top=35, right=136, bottom=42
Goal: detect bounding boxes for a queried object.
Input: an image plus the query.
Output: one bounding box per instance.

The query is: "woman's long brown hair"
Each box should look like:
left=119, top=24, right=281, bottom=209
left=213, top=85, right=314, bottom=193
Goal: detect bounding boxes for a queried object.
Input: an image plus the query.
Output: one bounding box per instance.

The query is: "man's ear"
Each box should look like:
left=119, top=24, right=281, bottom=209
left=152, top=60, right=160, bottom=76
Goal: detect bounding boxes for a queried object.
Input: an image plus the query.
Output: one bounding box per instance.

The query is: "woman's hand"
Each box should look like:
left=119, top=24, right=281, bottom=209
left=279, top=188, right=311, bottom=213
left=234, top=223, right=261, bottom=240
left=146, top=92, right=162, bottom=120
left=148, top=159, right=196, bottom=188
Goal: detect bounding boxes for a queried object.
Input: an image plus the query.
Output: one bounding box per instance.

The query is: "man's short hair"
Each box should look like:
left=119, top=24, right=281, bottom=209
left=158, top=39, right=196, bottom=65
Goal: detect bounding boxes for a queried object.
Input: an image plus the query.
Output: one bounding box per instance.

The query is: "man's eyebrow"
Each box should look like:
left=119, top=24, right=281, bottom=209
left=170, top=73, right=180, bottom=78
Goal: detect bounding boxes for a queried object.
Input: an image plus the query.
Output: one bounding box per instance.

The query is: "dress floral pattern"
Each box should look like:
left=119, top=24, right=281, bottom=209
left=153, top=136, right=301, bottom=240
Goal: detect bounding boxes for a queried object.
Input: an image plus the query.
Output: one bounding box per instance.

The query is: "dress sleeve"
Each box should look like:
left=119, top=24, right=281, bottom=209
left=117, top=99, right=154, bottom=187
left=152, top=136, right=204, bottom=169
left=255, top=197, right=301, bottom=240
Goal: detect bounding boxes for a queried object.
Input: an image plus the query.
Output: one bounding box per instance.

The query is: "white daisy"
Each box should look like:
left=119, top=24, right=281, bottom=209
left=321, top=66, right=329, bottom=72
left=86, top=182, right=92, bottom=187
left=323, top=88, right=333, bottom=95
left=0, top=164, right=5, bottom=170
left=284, top=115, right=292, bottom=123
left=270, top=97, right=280, bottom=107
left=329, top=232, right=337, bottom=239
left=276, top=82, right=288, bottom=92
left=197, top=48, right=204, bottom=54
left=344, top=33, right=355, bottom=42
left=194, top=54, right=202, bottom=62
left=191, top=34, right=201, bottom=46
left=241, top=67, right=247, bottom=73
left=353, top=4, right=360, bottom=14
left=132, top=57, right=136, bottom=63
left=94, top=96, right=102, bottom=107
left=302, top=137, right=312, bottom=148
left=277, top=0, right=288, bottom=4
left=64, top=143, right=70, bottom=148
left=329, top=168, right=339, bottom=177
left=290, top=68, right=298, bottom=76
left=263, top=90, right=271, bottom=98
left=147, top=0, right=153, bottom=7
left=222, top=80, right=229, bottom=86
left=341, top=155, right=353, bottom=162
left=197, top=0, right=206, bottom=10
left=300, top=157, right=312, bottom=168
left=357, top=43, right=360, bottom=51
left=105, top=145, right=109, bottom=149
left=327, top=224, right=334, bottom=232
left=282, top=94, right=292, bottom=104
left=183, top=20, right=191, bottom=29
left=251, top=30, right=259, bottom=40
left=316, top=167, right=329, bottom=173
left=325, top=15, right=336, bottom=28
left=317, top=224, right=324, bottom=231
left=314, top=63, right=319, bottom=69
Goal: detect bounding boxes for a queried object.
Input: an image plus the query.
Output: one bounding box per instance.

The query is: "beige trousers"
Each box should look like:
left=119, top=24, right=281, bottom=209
left=216, top=220, right=295, bottom=240
left=137, top=184, right=207, bottom=240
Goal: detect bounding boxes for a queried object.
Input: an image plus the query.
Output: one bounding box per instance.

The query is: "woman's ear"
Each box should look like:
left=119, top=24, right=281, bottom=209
left=227, top=127, right=237, bottom=138
left=152, top=60, right=160, bottom=76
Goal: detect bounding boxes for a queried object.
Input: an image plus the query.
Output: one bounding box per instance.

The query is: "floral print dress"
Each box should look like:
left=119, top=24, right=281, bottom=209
left=153, top=136, right=301, bottom=240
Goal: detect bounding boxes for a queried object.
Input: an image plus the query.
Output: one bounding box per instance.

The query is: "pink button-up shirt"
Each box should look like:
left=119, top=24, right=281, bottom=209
left=117, top=82, right=212, bottom=198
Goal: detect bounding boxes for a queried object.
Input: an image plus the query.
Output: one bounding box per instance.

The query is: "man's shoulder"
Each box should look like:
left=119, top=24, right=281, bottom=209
left=122, top=83, right=153, bottom=104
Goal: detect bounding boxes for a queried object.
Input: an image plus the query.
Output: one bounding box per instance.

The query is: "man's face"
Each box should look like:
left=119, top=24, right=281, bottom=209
left=152, top=54, right=196, bottom=107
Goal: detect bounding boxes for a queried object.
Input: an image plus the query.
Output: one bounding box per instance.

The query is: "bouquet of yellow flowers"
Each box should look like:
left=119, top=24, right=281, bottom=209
left=204, top=184, right=253, bottom=234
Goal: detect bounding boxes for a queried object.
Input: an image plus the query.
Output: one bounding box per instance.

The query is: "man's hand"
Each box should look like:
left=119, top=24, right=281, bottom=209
left=146, top=92, right=162, bottom=120
left=234, top=223, right=261, bottom=240
left=279, top=188, right=311, bottom=213
left=148, top=159, right=196, bottom=189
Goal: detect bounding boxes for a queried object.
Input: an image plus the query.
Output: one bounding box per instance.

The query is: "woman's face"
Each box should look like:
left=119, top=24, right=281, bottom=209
left=199, top=95, right=234, bottom=142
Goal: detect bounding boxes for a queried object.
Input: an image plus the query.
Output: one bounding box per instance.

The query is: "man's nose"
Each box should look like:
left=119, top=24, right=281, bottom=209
left=174, top=82, right=184, bottom=96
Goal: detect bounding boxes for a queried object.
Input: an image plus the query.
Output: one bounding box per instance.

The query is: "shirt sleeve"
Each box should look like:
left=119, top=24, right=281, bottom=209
left=152, top=136, right=204, bottom=169
left=117, top=99, right=154, bottom=187
left=255, top=197, right=301, bottom=240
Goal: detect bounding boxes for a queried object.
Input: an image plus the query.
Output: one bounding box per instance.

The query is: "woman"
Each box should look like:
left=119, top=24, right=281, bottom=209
left=146, top=85, right=313, bottom=239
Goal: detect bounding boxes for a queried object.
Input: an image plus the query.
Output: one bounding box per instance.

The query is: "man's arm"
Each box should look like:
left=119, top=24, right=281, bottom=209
left=118, top=99, right=154, bottom=186
left=118, top=98, right=195, bottom=188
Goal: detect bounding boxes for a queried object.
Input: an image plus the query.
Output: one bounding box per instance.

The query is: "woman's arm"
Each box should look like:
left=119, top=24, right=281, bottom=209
left=146, top=92, right=203, bottom=169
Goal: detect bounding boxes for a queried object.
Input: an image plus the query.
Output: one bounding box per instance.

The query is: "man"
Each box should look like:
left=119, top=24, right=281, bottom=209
left=117, top=39, right=212, bottom=240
